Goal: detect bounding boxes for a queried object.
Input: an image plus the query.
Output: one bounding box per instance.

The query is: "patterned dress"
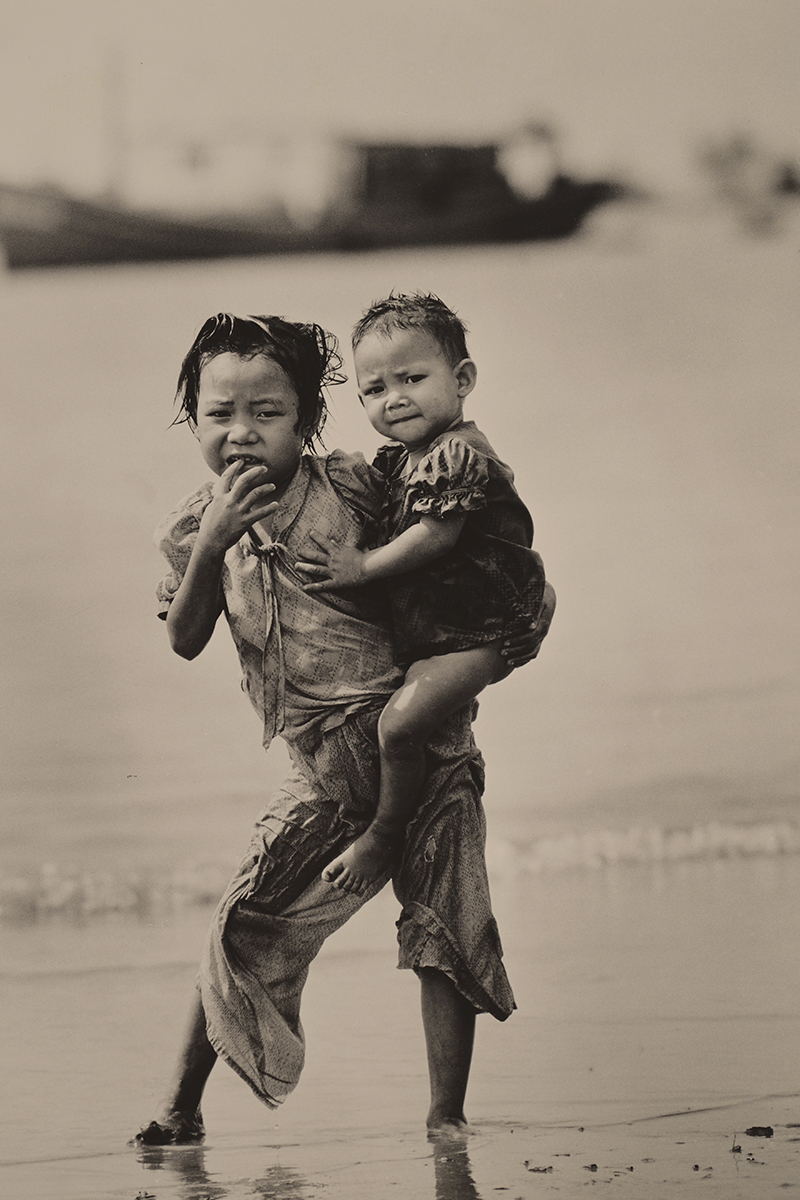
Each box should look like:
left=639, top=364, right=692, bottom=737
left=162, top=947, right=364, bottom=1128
left=374, top=420, right=546, bottom=666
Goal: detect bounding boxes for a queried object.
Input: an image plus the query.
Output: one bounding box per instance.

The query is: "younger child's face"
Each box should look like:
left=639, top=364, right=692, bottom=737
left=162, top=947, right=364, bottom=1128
left=354, top=328, right=475, bottom=455
left=195, top=352, right=305, bottom=499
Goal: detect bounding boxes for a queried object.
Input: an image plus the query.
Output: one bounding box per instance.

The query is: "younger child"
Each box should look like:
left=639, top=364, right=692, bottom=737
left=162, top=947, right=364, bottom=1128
left=299, top=293, right=546, bottom=895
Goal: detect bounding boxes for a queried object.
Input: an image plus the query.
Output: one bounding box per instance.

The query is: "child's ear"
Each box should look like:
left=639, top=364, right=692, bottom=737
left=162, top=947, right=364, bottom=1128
left=454, top=358, right=477, bottom=398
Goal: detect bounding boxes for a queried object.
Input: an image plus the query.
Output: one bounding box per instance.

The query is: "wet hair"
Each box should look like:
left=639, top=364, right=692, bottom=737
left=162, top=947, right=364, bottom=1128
left=174, top=313, right=346, bottom=451
left=351, top=292, right=470, bottom=367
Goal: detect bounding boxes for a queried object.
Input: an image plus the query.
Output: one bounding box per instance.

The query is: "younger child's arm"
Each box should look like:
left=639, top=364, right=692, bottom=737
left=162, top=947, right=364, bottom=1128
left=297, top=513, right=466, bottom=592
left=167, top=463, right=276, bottom=658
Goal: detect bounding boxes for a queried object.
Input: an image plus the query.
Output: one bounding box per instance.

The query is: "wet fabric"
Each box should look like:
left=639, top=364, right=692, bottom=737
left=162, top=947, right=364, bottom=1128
left=199, top=705, right=514, bottom=1109
left=155, top=451, right=402, bottom=750
left=155, top=449, right=515, bottom=1110
left=373, top=421, right=546, bottom=666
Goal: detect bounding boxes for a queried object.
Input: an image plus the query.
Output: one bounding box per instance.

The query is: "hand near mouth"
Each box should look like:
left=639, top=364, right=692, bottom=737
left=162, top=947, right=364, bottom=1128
left=197, top=459, right=278, bottom=554
left=226, top=454, right=266, bottom=469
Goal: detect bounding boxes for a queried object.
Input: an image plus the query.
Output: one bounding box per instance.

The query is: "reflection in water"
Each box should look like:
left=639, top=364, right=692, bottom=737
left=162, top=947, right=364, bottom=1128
left=135, top=1143, right=309, bottom=1199
left=431, top=1138, right=483, bottom=1200
left=135, top=1144, right=224, bottom=1200
left=251, top=1165, right=310, bottom=1198
left=134, top=1136, right=479, bottom=1199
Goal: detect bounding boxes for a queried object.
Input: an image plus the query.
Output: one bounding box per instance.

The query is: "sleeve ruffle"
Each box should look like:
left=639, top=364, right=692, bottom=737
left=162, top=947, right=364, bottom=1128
left=407, top=437, right=489, bottom=518
left=153, top=485, right=213, bottom=616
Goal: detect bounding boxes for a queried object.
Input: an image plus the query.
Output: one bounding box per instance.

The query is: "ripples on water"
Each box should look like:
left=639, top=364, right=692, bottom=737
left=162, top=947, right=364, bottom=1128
left=2, top=217, right=798, bottom=933
left=3, top=816, right=800, bottom=926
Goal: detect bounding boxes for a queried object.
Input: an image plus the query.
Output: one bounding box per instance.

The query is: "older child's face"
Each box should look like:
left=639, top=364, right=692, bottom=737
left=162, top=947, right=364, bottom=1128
left=195, top=353, right=305, bottom=498
left=354, top=328, right=475, bottom=455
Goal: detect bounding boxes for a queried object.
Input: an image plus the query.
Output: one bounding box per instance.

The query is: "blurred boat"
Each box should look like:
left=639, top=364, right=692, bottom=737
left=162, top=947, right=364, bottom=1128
left=0, top=182, right=325, bottom=270
left=336, top=141, right=624, bottom=250
left=0, top=136, right=626, bottom=270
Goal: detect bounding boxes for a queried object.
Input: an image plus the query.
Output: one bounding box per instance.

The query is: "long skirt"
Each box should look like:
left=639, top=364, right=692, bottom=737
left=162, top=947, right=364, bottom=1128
left=200, top=704, right=515, bottom=1107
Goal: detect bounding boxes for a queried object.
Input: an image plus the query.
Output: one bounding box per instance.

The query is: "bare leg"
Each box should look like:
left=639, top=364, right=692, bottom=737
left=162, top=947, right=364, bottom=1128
left=419, top=967, right=476, bottom=1136
left=134, top=992, right=217, bottom=1144
left=323, top=643, right=503, bottom=894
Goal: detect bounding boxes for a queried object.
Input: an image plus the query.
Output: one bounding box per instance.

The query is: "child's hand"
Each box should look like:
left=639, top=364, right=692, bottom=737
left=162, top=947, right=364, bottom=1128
left=296, top=532, right=368, bottom=591
left=198, top=461, right=278, bottom=553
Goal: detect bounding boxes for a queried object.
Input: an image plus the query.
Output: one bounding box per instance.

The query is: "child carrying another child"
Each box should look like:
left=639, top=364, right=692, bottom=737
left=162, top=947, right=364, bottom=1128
left=299, top=293, right=546, bottom=895
left=136, top=311, right=554, bottom=1144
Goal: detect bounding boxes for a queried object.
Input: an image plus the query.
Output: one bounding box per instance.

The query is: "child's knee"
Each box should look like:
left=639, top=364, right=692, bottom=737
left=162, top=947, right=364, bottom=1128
left=378, top=703, right=423, bottom=757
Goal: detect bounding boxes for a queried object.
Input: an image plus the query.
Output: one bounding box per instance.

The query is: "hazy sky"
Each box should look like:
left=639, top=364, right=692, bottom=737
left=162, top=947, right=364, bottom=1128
left=1, top=0, right=798, bottom=195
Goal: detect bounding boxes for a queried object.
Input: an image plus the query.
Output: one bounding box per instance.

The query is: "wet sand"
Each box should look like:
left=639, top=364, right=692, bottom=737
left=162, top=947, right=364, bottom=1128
left=1, top=212, right=798, bottom=1197
left=2, top=855, right=799, bottom=1198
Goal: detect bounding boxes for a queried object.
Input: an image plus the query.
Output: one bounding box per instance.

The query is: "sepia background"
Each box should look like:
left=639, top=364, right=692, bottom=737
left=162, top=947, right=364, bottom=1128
left=1, top=2, right=799, bottom=1197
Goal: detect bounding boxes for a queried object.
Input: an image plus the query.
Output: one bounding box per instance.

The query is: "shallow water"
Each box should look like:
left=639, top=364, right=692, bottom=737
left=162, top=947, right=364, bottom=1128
left=1, top=210, right=798, bottom=907
left=1, top=856, right=799, bottom=1197
left=1, top=214, right=799, bottom=1195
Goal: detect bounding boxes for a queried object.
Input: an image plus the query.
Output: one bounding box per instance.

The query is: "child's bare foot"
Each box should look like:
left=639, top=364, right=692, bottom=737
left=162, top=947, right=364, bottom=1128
left=132, top=1109, right=204, bottom=1145
left=321, top=825, right=397, bottom=894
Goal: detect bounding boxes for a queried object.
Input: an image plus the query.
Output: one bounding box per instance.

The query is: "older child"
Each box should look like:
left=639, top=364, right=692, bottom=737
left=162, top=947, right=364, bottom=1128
left=136, top=313, right=553, bottom=1145
left=299, top=294, right=546, bottom=895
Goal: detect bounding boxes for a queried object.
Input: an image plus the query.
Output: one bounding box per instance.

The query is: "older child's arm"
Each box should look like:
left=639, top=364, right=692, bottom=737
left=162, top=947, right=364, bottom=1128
left=165, top=541, right=227, bottom=659
left=499, top=580, right=556, bottom=670
left=474, top=578, right=556, bottom=682
left=167, top=463, right=276, bottom=658
left=297, top=513, right=466, bottom=592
